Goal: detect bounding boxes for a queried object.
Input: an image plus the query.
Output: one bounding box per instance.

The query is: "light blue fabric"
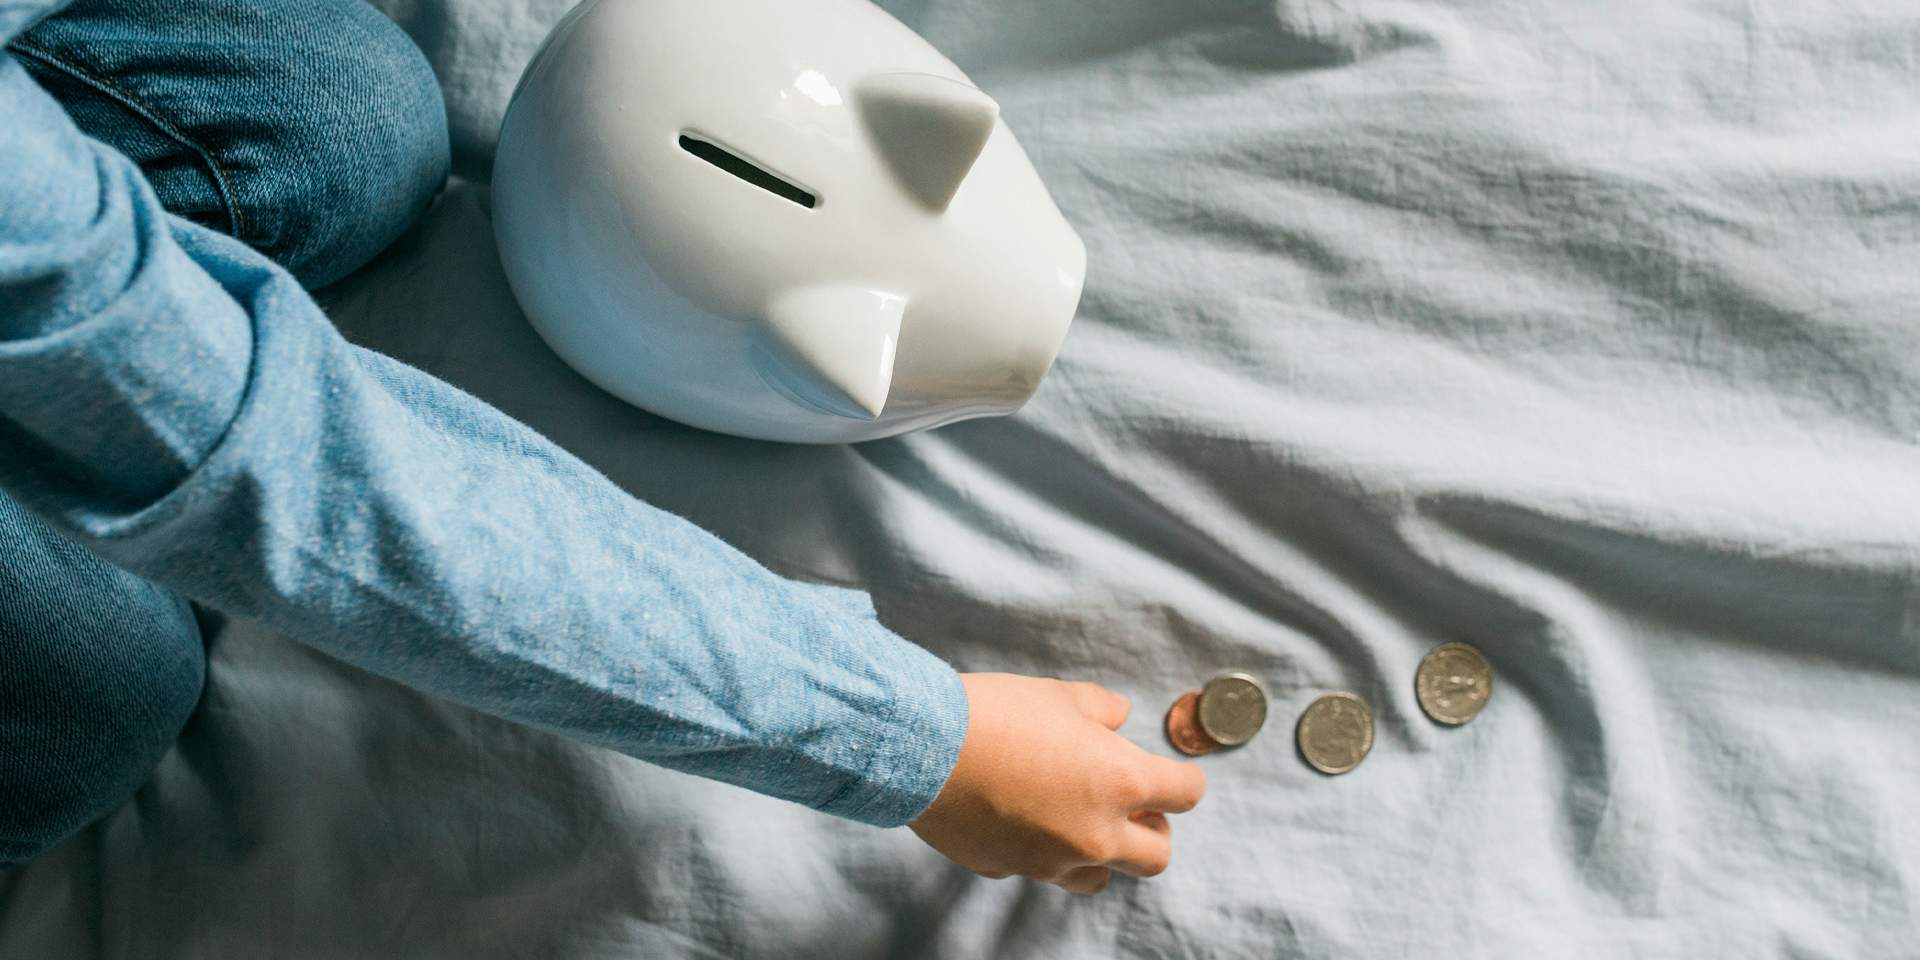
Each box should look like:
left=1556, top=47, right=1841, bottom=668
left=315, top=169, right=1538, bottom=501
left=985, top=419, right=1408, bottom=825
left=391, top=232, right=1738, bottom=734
left=0, top=0, right=970, bottom=865
left=5, top=0, right=1920, bottom=957
left=1, top=0, right=450, bottom=866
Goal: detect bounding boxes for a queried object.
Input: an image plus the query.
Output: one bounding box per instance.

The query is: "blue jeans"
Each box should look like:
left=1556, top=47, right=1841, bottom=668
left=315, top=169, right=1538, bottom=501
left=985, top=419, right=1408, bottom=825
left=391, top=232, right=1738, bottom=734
left=0, top=0, right=448, bottom=867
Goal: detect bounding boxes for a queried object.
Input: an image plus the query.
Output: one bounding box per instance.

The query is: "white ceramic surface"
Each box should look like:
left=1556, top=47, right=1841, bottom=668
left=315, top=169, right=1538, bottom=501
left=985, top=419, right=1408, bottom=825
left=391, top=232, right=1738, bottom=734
left=491, top=0, right=1088, bottom=443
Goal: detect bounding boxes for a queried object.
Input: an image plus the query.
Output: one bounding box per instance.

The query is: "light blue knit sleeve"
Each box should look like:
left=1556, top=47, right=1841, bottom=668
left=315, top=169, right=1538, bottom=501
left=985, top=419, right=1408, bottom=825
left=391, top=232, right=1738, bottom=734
left=0, top=51, right=968, bottom=829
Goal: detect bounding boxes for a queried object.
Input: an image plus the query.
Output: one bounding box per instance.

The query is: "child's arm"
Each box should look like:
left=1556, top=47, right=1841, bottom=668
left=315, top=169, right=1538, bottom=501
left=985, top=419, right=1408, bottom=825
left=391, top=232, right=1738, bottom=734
left=0, top=49, right=954, bottom=827
left=0, top=28, right=1204, bottom=889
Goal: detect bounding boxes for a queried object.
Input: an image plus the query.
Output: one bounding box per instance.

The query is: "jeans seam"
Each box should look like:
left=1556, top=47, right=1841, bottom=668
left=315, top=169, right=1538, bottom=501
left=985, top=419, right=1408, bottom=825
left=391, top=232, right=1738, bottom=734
left=6, top=39, right=246, bottom=238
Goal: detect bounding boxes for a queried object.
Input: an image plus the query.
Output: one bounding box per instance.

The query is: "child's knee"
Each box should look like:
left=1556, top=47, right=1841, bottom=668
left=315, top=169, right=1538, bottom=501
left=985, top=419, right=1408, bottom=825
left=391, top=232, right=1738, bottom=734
left=242, top=1, right=451, bottom=288
left=0, top=500, right=206, bottom=868
left=0, top=611, right=205, bottom=867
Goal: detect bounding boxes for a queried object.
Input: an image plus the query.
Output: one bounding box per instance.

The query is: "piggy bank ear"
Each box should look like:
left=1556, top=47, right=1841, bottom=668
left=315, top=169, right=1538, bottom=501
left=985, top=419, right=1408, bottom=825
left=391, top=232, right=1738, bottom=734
left=857, top=72, right=999, bottom=212
left=754, top=286, right=905, bottom=420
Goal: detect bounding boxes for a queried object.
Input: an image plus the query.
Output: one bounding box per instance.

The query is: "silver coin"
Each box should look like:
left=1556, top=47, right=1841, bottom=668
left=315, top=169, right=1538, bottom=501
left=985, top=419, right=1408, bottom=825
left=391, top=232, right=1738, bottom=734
left=1196, top=672, right=1268, bottom=746
left=1295, top=692, right=1374, bottom=775
left=1415, top=642, right=1493, bottom=726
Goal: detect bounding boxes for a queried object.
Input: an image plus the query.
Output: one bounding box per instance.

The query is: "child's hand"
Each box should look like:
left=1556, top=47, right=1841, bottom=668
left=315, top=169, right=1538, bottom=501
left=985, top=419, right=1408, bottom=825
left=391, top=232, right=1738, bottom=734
left=909, top=672, right=1208, bottom=895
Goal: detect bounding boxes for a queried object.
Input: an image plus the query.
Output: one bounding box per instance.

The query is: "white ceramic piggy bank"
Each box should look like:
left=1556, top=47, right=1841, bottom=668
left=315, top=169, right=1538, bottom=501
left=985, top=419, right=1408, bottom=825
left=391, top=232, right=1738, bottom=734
left=491, top=0, right=1087, bottom=443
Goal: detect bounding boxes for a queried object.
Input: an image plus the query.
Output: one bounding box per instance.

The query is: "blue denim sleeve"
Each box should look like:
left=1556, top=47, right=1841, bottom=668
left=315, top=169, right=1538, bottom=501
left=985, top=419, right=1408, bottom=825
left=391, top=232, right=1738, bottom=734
left=0, top=50, right=968, bottom=828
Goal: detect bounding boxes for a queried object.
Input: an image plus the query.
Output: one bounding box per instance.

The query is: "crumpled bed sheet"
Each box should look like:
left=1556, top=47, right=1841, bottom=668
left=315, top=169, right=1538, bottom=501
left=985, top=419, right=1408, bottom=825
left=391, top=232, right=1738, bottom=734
left=4, top=0, right=1919, bottom=956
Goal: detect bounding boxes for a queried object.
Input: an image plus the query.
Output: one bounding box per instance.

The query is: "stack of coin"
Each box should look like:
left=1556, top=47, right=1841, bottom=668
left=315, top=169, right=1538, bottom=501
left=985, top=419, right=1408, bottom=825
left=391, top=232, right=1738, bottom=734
left=1164, top=672, right=1268, bottom=756
left=1163, top=691, right=1219, bottom=757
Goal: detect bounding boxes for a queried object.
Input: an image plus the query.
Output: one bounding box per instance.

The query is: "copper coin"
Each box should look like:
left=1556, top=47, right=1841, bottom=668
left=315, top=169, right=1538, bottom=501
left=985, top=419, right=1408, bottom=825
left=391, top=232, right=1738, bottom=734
left=1164, top=690, right=1221, bottom=756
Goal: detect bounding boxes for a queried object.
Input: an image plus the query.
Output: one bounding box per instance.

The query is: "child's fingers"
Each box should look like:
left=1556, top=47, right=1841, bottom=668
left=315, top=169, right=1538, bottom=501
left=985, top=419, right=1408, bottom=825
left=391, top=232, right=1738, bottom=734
left=1108, top=819, right=1175, bottom=878
left=1066, top=681, right=1130, bottom=730
left=1130, top=810, right=1170, bottom=835
left=1130, top=752, right=1207, bottom=814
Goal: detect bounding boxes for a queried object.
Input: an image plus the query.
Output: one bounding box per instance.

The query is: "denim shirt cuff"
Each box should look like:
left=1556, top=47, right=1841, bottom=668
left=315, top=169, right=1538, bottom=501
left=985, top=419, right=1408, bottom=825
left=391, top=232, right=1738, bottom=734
left=806, top=597, right=971, bottom=829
